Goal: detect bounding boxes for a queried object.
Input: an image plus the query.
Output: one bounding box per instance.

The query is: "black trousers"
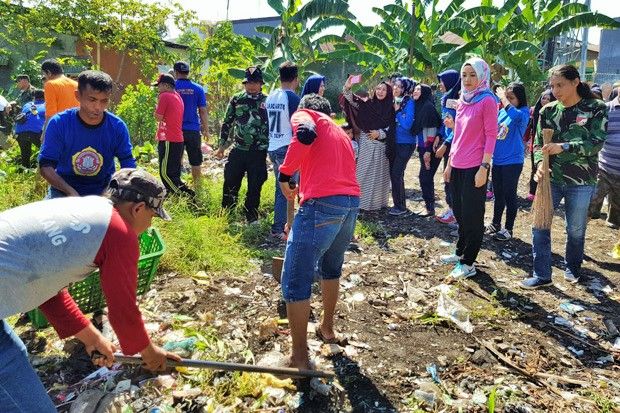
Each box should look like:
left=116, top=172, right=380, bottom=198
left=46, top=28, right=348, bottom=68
left=16, top=131, right=41, bottom=168
left=158, top=141, right=195, bottom=197
left=491, top=163, right=523, bottom=231
left=528, top=150, right=537, bottom=195
left=418, top=150, right=442, bottom=212
left=451, top=166, right=487, bottom=266
left=222, top=148, right=267, bottom=222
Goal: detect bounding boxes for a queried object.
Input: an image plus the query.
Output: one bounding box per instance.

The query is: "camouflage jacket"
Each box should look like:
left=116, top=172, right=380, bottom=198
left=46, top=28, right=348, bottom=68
left=219, top=91, right=268, bottom=151
left=534, top=98, right=608, bottom=186
left=17, top=86, right=36, bottom=108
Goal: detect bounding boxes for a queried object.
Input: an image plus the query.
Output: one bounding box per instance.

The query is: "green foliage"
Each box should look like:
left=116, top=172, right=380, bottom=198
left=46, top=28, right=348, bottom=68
left=115, top=82, right=158, bottom=146
left=179, top=21, right=257, bottom=138
left=0, top=140, right=46, bottom=211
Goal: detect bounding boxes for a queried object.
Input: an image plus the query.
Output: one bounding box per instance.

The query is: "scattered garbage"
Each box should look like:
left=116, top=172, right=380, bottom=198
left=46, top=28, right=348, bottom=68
left=310, top=378, right=332, bottom=396
left=614, top=337, right=620, bottom=350
left=559, top=301, right=585, bottom=315
left=163, top=337, right=196, bottom=357
left=436, top=284, right=474, bottom=333
left=567, top=346, right=584, bottom=357
left=426, top=364, right=441, bottom=383
left=553, top=317, right=574, bottom=328
left=603, top=319, right=619, bottom=338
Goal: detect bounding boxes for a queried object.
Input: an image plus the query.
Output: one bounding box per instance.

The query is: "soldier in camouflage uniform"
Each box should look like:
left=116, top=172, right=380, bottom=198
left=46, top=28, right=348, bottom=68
left=15, top=74, right=36, bottom=108
left=216, top=67, right=269, bottom=223
left=522, top=65, right=608, bottom=289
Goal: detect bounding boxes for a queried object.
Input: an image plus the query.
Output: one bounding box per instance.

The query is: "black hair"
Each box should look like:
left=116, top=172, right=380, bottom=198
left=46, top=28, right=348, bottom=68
left=16, top=74, right=30, bottom=82
left=279, top=61, right=298, bottom=83
left=388, top=72, right=403, bottom=81
left=41, top=59, right=63, bottom=75
left=549, top=64, right=594, bottom=99
left=531, top=89, right=556, bottom=132
left=492, top=83, right=501, bottom=94
left=341, top=122, right=352, bottom=130
left=34, top=89, right=44, bottom=100
left=506, top=82, right=528, bottom=108
left=298, top=93, right=331, bottom=115
left=77, top=70, right=113, bottom=93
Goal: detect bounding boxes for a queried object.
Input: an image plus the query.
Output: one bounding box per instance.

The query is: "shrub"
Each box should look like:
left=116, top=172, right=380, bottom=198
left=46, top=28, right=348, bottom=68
left=115, top=81, right=158, bottom=146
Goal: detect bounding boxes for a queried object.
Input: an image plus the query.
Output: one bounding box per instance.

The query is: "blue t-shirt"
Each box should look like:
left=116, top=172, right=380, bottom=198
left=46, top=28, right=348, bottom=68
left=15, top=100, right=46, bottom=134
left=395, top=98, right=415, bottom=145
left=493, top=105, right=530, bottom=166
left=39, top=109, right=137, bottom=196
left=175, top=78, right=207, bottom=132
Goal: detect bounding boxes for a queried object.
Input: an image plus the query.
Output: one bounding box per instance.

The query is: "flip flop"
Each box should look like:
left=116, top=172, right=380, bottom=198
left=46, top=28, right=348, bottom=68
left=316, top=328, right=348, bottom=346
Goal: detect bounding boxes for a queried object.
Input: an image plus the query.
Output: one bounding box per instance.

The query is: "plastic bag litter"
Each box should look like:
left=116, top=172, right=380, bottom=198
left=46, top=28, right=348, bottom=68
left=436, top=285, right=473, bottom=334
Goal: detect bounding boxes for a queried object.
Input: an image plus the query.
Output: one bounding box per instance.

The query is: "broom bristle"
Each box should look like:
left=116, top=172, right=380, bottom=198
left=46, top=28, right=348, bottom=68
left=532, top=129, right=554, bottom=230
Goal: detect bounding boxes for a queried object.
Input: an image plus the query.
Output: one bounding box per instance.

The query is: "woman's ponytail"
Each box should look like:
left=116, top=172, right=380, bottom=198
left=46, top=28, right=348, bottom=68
left=550, top=64, right=594, bottom=100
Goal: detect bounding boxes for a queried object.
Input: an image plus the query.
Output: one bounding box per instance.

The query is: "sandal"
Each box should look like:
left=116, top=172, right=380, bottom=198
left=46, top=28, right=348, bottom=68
left=316, top=327, right=348, bottom=346
left=270, top=231, right=287, bottom=241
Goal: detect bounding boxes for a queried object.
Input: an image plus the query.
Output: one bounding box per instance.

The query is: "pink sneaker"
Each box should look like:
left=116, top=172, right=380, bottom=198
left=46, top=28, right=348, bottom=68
left=526, top=193, right=535, bottom=202
left=486, top=191, right=494, bottom=200
left=435, top=210, right=456, bottom=224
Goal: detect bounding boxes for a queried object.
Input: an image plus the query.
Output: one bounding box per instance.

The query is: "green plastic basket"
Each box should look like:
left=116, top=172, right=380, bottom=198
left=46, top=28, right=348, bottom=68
left=28, top=227, right=165, bottom=329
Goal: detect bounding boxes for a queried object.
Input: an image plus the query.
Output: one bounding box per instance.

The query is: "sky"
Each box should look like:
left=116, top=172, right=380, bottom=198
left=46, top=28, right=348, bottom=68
left=162, top=0, right=620, bottom=45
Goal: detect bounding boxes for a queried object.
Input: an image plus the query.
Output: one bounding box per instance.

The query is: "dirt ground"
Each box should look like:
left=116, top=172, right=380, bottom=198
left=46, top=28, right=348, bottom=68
left=23, top=160, right=620, bottom=412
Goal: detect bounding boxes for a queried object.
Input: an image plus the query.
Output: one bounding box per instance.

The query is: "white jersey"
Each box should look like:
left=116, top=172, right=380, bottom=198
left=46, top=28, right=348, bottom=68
left=266, top=88, right=300, bottom=152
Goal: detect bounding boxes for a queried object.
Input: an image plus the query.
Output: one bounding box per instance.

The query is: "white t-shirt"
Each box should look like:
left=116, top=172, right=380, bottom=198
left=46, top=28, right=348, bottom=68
left=266, top=88, right=301, bottom=152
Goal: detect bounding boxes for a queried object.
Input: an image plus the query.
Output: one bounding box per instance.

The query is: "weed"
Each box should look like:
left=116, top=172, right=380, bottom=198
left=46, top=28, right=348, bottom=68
left=356, top=219, right=384, bottom=244
left=581, top=390, right=618, bottom=413
left=415, top=311, right=447, bottom=327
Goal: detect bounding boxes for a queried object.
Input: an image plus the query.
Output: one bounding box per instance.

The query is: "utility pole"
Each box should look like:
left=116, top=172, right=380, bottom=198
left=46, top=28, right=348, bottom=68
left=408, top=1, right=417, bottom=77
left=579, top=0, right=591, bottom=79
left=226, top=0, right=230, bottom=20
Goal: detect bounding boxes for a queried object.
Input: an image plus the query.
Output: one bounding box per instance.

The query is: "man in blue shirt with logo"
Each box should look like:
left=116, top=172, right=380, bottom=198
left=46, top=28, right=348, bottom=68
left=173, top=61, right=208, bottom=189
left=39, top=70, right=136, bottom=197
left=15, top=89, right=45, bottom=168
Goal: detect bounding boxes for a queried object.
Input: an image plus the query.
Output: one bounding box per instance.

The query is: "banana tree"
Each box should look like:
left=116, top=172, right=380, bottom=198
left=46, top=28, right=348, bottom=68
left=463, top=0, right=620, bottom=82
left=235, top=0, right=354, bottom=89
left=327, top=0, right=484, bottom=83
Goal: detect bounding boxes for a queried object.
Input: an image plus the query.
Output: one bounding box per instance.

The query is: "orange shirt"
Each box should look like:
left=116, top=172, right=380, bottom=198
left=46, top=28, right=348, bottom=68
left=44, top=76, right=79, bottom=119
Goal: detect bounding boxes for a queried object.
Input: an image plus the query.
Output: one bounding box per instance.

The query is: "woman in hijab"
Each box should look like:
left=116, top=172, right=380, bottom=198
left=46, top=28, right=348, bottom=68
left=412, top=83, right=442, bottom=216
left=301, top=74, right=326, bottom=98
left=389, top=77, right=416, bottom=216
left=526, top=89, right=556, bottom=200
left=440, top=57, right=498, bottom=279
left=342, top=76, right=395, bottom=211
left=434, top=70, right=461, bottom=224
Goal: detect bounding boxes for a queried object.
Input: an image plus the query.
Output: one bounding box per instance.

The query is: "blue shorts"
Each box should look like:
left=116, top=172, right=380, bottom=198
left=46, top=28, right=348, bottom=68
left=281, top=195, right=359, bottom=303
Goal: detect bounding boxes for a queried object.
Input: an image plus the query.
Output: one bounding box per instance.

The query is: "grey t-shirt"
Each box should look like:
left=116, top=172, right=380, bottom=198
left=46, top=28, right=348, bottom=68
left=0, top=196, right=112, bottom=318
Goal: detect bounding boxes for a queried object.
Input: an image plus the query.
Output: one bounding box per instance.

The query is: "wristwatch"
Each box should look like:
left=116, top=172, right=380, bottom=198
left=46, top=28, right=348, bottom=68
left=561, top=142, right=570, bottom=152
left=480, top=162, right=491, bottom=170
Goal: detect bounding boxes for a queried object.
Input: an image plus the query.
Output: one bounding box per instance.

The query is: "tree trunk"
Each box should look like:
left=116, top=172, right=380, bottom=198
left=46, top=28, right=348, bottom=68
left=408, top=2, right=417, bottom=77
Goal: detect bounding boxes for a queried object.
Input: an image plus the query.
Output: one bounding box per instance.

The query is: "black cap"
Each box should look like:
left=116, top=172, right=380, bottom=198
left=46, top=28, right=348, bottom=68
left=15, top=74, right=30, bottom=82
left=151, top=73, right=176, bottom=87
left=106, top=168, right=171, bottom=221
left=242, top=66, right=263, bottom=84
left=173, top=61, right=190, bottom=73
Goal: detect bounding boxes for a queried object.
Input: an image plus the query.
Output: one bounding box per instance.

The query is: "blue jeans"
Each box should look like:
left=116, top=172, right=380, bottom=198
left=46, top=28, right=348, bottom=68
left=268, top=145, right=298, bottom=233
left=46, top=186, right=67, bottom=199
left=0, top=320, right=57, bottom=412
left=390, top=143, right=415, bottom=211
left=281, top=195, right=359, bottom=302
left=532, top=184, right=595, bottom=281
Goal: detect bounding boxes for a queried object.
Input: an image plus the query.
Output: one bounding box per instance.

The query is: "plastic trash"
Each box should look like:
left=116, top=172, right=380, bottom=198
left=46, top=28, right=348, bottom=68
left=568, top=346, right=584, bottom=357
left=436, top=285, right=474, bottom=334
left=554, top=317, right=574, bottom=328
left=426, top=364, right=441, bottom=383
left=560, top=301, right=585, bottom=315
left=163, top=337, right=197, bottom=356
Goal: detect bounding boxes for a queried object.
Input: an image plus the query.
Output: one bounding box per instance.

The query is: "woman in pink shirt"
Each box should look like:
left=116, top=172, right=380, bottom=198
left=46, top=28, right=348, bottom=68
left=440, top=57, right=498, bottom=278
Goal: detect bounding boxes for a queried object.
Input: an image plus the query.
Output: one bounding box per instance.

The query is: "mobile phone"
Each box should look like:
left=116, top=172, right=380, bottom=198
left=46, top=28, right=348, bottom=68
left=349, top=74, right=362, bottom=84
left=446, top=99, right=458, bottom=109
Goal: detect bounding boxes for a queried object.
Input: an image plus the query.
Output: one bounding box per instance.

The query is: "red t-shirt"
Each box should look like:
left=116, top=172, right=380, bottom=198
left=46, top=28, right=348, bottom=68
left=280, top=109, right=360, bottom=205
left=39, top=208, right=150, bottom=355
left=155, top=91, right=184, bottom=143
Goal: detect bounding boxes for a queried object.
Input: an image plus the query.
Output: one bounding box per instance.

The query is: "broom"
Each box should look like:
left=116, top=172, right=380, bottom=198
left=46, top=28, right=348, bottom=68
left=532, top=128, right=554, bottom=229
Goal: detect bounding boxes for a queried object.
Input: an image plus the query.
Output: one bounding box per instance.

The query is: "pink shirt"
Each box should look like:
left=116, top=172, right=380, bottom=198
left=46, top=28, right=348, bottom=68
left=280, top=109, right=360, bottom=205
left=155, top=91, right=184, bottom=143
left=450, top=95, right=498, bottom=168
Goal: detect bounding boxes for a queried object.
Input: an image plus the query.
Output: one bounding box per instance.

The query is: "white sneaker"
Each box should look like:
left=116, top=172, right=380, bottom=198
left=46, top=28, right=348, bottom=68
left=494, top=228, right=512, bottom=241
left=440, top=253, right=461, bottom=264
left=449, top=263, right=477, bottom=279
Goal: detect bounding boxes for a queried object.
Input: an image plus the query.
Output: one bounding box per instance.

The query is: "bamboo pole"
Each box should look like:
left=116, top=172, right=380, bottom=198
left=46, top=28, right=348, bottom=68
left=111, top=353, right=334, bottom=379
left=532, top=128, right=554, bottom=229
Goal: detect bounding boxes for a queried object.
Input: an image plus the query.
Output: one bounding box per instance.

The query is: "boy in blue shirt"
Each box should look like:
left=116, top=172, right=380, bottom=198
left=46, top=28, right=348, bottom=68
left=39, top=70, right=136, bottom=197
left=173, top=61, right=208, bottom=189
left=15, top=89, right=45, bottom=168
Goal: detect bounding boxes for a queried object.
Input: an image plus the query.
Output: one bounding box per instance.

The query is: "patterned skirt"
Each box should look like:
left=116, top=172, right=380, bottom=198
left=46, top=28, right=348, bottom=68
left=356, top=132, right=391, bottom=211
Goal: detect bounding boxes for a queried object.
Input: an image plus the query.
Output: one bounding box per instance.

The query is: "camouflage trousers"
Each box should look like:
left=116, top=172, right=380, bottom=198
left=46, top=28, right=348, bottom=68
left=588, top=169, right=620, bottom=227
